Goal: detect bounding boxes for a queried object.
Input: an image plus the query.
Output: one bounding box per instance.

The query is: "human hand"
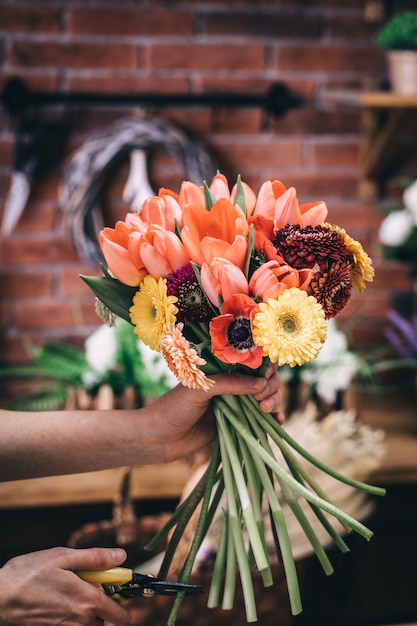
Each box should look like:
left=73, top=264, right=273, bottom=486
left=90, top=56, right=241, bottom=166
left=0, top=547, right=129, bottom=626
left=152, top=362, right=284, bottom=463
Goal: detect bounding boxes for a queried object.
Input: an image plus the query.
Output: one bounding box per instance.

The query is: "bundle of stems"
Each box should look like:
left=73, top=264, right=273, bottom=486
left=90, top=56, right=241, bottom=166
left=145, top=382, right=385, bottom=625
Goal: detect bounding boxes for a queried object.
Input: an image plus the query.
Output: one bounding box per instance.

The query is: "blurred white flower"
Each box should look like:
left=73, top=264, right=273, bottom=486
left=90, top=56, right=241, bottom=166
left=378, top=209, right=414, bottom=247
left=84, top=324, right=118, bottom=374
left=403, top=179, right=417, bottom=221
left=301, top=319, right=360, bottom=404
left=136, top=340, right=178, bottom=389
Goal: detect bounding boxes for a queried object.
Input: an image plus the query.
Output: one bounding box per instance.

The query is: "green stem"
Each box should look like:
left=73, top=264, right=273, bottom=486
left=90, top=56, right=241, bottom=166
left=242, top=399, right=334, bottom=576
left=237, top=426, right=302, bottom=615
left=217, top=416, right=257, bottom=622
left=216, top=409, right=269, bottom=573
left=167, top=440, right=221, bottom=626
left=247, top=394, right=386, bottom=497
left=237, top=436, right=273, bottom=587
left=216, top=395, right=375, bottom=541
left=222, top=514, right=237, bottom=610
left=207, top=512, right=228, bottom=609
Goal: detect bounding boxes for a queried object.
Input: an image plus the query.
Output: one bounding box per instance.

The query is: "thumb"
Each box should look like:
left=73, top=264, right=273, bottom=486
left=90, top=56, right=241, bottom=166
left=58, top=547, right=127, bottom=573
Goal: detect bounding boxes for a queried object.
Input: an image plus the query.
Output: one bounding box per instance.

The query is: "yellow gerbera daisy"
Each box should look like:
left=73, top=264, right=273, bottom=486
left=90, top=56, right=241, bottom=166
left=129, top=275, right=178, bottom=351
left=160, top=323, right=214, bottom=391
left=252, top=287, right=327, bottom=367
left=323, top=222, right=374, bottom=293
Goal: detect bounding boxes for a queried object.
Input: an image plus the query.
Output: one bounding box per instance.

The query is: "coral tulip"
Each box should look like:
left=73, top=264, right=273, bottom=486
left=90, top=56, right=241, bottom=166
left=139, top=225, right=191, bottom=278
left=139, top=194, right=183, bottom=230
left=99, top=220, right=147, bottom=286
left=201, top=257, right=249, bottom=307
left=249, top=260, right=312, bottom=301
left=252, top=180, right=328, bottom=230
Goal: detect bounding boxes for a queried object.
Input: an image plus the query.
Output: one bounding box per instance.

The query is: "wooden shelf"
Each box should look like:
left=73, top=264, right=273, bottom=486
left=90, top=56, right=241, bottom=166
left=359, top=91, right=417, bottom=199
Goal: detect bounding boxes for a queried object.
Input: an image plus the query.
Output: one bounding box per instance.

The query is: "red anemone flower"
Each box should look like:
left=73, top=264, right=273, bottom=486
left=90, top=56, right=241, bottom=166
left=209, top=294, right=263, bottom=368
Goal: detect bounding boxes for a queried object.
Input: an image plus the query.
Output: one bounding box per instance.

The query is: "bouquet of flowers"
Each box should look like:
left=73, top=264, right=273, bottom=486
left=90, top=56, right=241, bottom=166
left=82, top=173, right=384, bottom=624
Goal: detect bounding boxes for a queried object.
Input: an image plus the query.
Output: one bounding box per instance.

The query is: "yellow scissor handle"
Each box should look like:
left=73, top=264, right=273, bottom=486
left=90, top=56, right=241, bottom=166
left=77, top=567, right=133, bottom=586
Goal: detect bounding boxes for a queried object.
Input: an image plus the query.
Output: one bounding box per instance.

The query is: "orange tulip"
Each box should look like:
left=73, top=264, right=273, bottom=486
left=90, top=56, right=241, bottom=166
left=138, top=225, right=191, bottom=278
left=181, top=198, right=248, bottom=268
left=99, top=220, right=147, bottom=286
left=201, top=257, right=249, bottom=307
left=208, top=173, right=257, bottom=216
left=249, top=260, right=312, bottom=301
left=209, top=294, right=263, bottom=368
left=100, top=238, right=145, bottom=287
left=139, top=194, right=183, bottom=230
left=178, top=180, right=205, bottom=208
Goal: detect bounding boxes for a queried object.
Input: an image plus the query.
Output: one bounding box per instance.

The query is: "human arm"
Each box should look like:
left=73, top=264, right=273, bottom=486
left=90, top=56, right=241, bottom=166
left=0, top=365, right=283, bottom=481
left=0, top=547, right=129, bottom=626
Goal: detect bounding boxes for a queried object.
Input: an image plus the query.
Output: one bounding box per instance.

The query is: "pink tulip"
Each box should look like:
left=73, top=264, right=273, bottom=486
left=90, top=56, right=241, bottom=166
left=201, top=257, right=249, bottom=307
left=139, top=226, right=191, bottom=278
left=253, top=180, right=328, bottom=229
left=139, top=194, right=183, bottom=230
left=249, top=260, right=312, bottom=301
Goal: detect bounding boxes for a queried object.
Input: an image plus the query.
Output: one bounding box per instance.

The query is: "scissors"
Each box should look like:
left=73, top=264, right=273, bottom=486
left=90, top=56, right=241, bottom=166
left=77, top=567, right=203, bottom=601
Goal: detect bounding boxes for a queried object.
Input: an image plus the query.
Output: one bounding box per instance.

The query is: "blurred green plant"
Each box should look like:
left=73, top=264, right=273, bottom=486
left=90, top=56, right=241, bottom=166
left=376, top=11, right=417, bottom=51
left=0, top=320, right=174, bottom=411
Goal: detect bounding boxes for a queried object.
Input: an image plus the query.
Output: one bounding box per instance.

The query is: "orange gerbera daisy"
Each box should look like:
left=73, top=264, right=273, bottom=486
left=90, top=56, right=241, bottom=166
left=160, top=323, right=214, bottom=391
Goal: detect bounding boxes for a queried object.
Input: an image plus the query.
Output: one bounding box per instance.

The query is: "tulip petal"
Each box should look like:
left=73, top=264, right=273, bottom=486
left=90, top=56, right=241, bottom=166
left=101, top=238, right=144, bottom=286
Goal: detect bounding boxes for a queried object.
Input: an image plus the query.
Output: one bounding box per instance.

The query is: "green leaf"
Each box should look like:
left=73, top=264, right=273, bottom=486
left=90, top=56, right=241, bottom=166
left=6, top=384, right=69, bottom=411
left=203, top=181, right=216, bottom=210
left=80, top=275, right=137, bottom=324
left=234, top=174, right=247, bottom=217
left=244, top=224, right=255, bottom=279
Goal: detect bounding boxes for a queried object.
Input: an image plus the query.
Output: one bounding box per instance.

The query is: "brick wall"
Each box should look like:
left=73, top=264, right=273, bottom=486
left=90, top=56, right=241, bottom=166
left=1, top=0, right=416, bottom=375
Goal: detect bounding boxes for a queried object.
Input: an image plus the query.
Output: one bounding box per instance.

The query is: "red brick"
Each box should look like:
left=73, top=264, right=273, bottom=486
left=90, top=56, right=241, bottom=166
left=327, top=203, right=383, bottom=231
left=16, top=296, right=98, bottom=329
left=0, top=337, right=37, bottom=364
left=4, top=202, right=56, bottom=233
left=271, top=109, right=362, bottom=135
left=275, top=45, right=386, bottom=73
left=327, top=14, right=381, bottom=40
left=198, top=76, right=316, bottom=104
left=156, top=108, right=212, bottom=136
left=68, top=9, right=195, bottom=36
left=10, top=42, right=138, bottom=70
left=210, top=108, right=263, bottom=133
left=0, top=237, right=78, bottom=266
left=0, top=6, right=62, bottom=34
left=66, top=74, right=190, bottom=95
left=149, top=44, right=266, bottom=71
left=0, top=302, right=10, bottom=329
left=211, top=138, right=303, bottom=170
left=0, top=72, right=59, bottom=95
left=0, top=271, right=53, bottom=298
left=277, top=172, right=362, bottom=201
left=310, top=141, right=361, bottom=167
left=203, top=10, right=321, bottom=38
left=59, top=266, right=101, bottom=296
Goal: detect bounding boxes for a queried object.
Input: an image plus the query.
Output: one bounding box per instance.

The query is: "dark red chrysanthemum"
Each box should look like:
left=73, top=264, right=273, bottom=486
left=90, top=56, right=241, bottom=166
left=273, top=224, right=350, bottom=272
left=308, top=260, right=352, bottom=318
left=166, top=264, right=212, bottom=323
